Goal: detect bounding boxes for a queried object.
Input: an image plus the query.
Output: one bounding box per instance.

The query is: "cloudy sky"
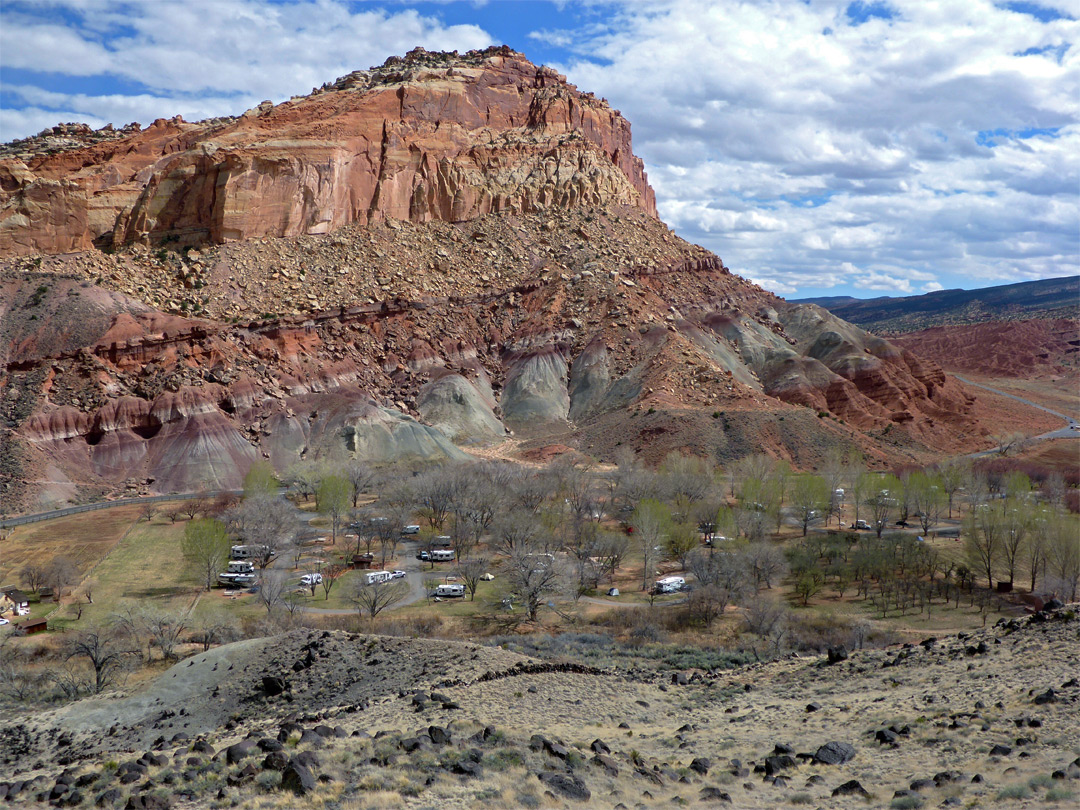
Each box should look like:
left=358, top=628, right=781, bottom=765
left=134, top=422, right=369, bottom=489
left=1, top=0, right=1076, bottom=298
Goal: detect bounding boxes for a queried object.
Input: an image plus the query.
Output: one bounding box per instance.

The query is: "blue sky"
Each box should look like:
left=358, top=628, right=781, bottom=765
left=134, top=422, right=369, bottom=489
left=1, top=0, right=1077, bottom=299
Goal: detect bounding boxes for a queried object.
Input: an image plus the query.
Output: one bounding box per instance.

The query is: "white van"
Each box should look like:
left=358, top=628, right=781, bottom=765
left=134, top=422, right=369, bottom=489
left=434, top=583, right=465, bottom=598
left=431, top=549, right=456, bottom=562
left=364, top=570, right=393, bottom=586
left=654, top=576, right=685, bottom=594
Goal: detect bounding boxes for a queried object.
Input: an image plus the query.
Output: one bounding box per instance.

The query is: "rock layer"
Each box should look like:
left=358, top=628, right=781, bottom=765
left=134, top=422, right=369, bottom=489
left=0, top=47, right=655, bottom=257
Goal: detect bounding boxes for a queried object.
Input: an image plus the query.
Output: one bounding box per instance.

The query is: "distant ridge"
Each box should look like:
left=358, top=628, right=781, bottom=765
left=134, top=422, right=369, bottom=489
left=794, top=276, right=1079, bottom=335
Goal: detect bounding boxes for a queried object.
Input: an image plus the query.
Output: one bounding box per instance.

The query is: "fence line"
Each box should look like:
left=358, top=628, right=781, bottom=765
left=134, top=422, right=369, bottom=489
left=0, top=491, right=242, bottom=529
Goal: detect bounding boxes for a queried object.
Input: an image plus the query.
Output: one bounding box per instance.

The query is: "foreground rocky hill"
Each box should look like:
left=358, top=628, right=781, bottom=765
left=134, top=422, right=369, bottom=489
left=1, top=606, right=1077, bottom=808
left=0, top=48, right=992, bottom=510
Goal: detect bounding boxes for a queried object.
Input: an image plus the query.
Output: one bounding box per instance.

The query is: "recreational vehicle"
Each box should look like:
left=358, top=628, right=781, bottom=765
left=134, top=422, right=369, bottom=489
left=654, top=576, right=685, bottom=594
left=218, top=560, right=257, bottom=588
left=433, top=583, right=465, bottom=598
left=230, top=544, right=270, bottom=560
left=431, top=549, right=456, bottom=562
left=363, top=570, right=394, bottom=586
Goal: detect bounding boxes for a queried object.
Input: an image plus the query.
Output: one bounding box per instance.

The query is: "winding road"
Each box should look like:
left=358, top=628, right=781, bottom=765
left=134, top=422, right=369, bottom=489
left=954, top=375, right=1079, bottom=456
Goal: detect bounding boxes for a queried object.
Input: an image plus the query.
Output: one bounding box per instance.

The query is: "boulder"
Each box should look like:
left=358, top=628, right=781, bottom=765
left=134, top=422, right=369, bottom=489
left=537, top=772, right=591, bottom=801
left=281, top=760, right=317, bottom=796
left=814, top=742, right=856, bottom=765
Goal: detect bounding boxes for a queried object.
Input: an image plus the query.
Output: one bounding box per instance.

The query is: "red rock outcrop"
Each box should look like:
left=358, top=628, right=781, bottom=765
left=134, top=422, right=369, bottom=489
left=0, top=47, right=655, bottom=257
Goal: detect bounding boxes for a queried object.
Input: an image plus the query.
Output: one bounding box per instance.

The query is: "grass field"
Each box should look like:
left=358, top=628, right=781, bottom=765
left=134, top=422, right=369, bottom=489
left=0, top=505, right=145, bottom=586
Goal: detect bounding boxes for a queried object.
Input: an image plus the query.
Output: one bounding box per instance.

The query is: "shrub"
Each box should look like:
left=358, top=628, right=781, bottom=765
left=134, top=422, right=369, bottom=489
left=890, top=797, right=924, bottom=809
left=1029, top=773, right=1054, bottom=790
left=1047, top=787, right=1075, bottom=802
left=996, top=784, right=1032, bottom=800
left=255, top=770, right=281, bottom=790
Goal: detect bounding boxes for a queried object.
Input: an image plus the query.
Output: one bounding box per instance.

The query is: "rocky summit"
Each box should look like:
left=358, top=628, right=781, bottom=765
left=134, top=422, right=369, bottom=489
left=1, top=47, right=993, bottom=510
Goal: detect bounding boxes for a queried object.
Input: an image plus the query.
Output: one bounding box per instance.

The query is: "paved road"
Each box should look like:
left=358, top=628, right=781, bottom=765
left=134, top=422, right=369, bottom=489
left=954, top=375, right=1079, bottom=455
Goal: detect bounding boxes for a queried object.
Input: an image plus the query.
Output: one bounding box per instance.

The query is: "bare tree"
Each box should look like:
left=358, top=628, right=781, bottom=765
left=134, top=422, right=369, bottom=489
left=319, top=563, right=346, bottom=600
left=492, top=509, right=547, bottom=556
left=350, top=579, right=410, bottom=619
left=43, top=556, right=79, bottom=600
left=257, top=572, right=288, bottom=615
left=632, top=499, right=670, bottom=591
left=686, top=548, right=748, bottom=627
left=861, top=473, right=900, bottom=538
left=137, top=501, right=157, bottom=523
left=193, top=609, right=239, bottom=652
left=344, top=459, right=374, bottom=509
left=1045, top=511, right=1080, bottom=601
left=964, top=506, right=1003, bottom=588
left=456, top=557, right=490, bottom=601
left=744, top=542, right=789, bottom=590
left=64, top=625, right=138, bottom=694
left=223, top=495, right=299, bottom=571
left=743, top=593, right=790, bottom=654
left=137, top=608, right=189, bottom=662
left=18, top=563, right=46, bottom=594
left=501, top=541, right=562, bottom=622
left=182, top=490, right=212, bottom=521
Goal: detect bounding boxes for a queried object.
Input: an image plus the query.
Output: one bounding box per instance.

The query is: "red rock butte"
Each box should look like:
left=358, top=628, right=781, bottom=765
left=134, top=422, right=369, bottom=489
left=0, top=46, right=656, bottom=257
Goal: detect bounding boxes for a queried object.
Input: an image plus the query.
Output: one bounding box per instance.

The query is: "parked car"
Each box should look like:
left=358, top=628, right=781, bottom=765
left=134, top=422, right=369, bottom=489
left=390, top=570, right=407, bottom=579
left=852, top=520, right=872, bottom=530
left=416, top=551, right=431, bottom=561
left=0, top=618, right=9, bottom=626
left=299, top=573, right=323, bottom=586
left=401, top=525, right=420, bottom=535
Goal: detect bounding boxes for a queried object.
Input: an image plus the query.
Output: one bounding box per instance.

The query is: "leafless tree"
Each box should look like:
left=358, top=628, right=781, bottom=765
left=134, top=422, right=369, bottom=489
left=937, top=460, right=967, bottom=519
left=64, top=625, right=138, bottom=694
left=137, top=608, right=189, bottom=661
left=319, top=563, right=346, bottom=600
left=137, top=501, right=157, bottom=523
left=344, top=459, right=374, bottom=509
left=43, top=556, right=79, bottom=600
left=19, top=563, right=46, bottom=594
left=192, top=609, right=239, bottom=652
left=686, top=548, right=749, bottom=627
left=223, top=495, right=299, bottom=571
left=965, top=506, right=1004, bottom=588
left=492, top=509, right=547, bottom=556
left=258, top=572, right=288, bottom=615
left=744, top=542, right=789, bottom=590
left=632, top=499, right=670, bottom=591
left=182, top=490, right=212, bottom=521
left=350, top=578, right=410, bottom=619
left=456, top=557, right=490, bottom=601
left=661, top=452, right=713, bottom=523
left=501, top=541, right=562, bottom=622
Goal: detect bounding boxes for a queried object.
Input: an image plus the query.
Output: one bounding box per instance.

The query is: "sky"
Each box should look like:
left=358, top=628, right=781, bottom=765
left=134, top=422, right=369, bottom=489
left=0, top=0, right=1077, bottom=299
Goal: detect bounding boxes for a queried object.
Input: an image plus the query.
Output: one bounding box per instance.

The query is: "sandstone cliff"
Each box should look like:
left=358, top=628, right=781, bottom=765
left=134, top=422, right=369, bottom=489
left=0, top=47, right=654, bottom=257
left=0, top=49, right=994, bottom=511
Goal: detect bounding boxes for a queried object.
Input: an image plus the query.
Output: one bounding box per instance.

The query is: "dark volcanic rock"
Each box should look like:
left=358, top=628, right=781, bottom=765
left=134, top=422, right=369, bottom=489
left=281, top=759, right=317, bottom=796
left=814, top=741, right=856, bottom=765
left=537, top=772, right=591, bottom=801
left=832, top=779, right=870, bottom=797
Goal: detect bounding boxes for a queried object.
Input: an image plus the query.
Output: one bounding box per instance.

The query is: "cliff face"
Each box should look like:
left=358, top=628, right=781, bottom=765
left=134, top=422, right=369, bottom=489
left=0, top=48, right=994, bottom=512
left=0, top=47, right=655, bottom=257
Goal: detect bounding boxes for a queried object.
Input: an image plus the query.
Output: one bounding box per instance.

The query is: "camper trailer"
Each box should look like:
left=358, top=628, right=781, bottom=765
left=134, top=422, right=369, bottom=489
left=218, top=560, right=257, bottom=588
left=230, top=544, right=270, bottom=561
left=654, top=576, right=685, bottom=594
left=431, top=549, right=456, bottom=562
left=363, top=570, right=394, bottom=586
left=433, top=583, right=465, bottom=598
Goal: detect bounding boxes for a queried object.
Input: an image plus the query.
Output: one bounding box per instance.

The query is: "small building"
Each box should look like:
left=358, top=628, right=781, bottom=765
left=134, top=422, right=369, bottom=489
left=20, top=618, right=48, bottom=635
left=0, top=587, right=30, bottom=616
left=351, top=553, right=375, bottom=570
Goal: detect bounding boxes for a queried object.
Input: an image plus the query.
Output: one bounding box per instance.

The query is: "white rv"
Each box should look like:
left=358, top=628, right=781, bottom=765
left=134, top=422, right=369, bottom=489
left=363, top=570, right=394, bottom=586
left=434, top=583, right=465, bottom=598
left=218, top=560, right=257, bottom=587
left=230, top=544, right=269, bottom=560
left=654, top=576, right=685, bottom=594
left=431, top=549, right=456, bottom=562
